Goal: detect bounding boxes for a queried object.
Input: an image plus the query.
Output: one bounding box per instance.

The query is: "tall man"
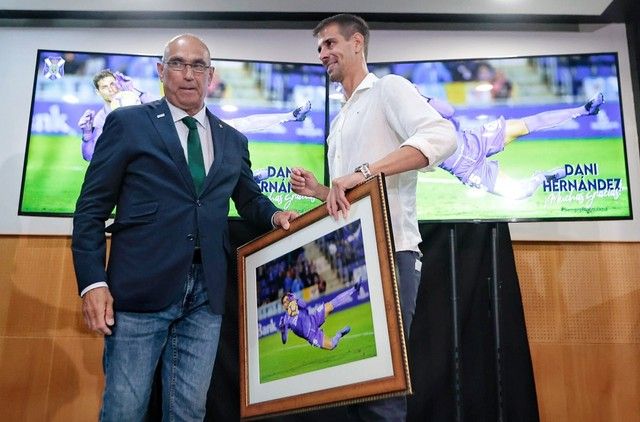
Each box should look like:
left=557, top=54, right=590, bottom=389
left=290, top=14, right=457, bottom=420
left=72, top=34, right=296, bottom=421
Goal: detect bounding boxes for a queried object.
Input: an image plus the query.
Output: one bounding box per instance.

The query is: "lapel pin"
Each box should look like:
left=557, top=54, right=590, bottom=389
left=218, top=123, right=223, bottom=128
left=156, top=113, right=165, bottom=118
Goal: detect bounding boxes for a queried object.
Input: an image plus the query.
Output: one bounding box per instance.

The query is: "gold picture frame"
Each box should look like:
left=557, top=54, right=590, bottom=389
left=238, top=175, right=410, bottom=419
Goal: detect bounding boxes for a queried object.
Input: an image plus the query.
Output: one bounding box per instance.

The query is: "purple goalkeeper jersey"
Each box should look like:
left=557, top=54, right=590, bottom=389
left=279, top=298, right=327, bottom=348
left=82, top=90, right=147, bottom=161
left=438, top=116, right=506, bottom=191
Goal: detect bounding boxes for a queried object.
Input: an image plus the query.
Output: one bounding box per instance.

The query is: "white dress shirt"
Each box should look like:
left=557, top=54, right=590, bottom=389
left=166, top=101, right=214, bottom=171
left=328, top=73, right=456, bottom=252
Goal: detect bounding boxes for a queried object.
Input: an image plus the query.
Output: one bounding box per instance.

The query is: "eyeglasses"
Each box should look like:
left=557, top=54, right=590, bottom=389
left=163, top=60, right=212, bottom=73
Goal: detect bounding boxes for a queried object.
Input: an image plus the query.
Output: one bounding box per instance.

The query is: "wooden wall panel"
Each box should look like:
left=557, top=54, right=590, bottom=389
left=0, top=236, right=638, bottom=420
left=0, top=236, right=17, bottom=337
left=515, top=242, right=640, bottom=345
left=514, top=241, right=640, bottom=422
left=0, top=236, right=99, bottom=422
left=46, top=337, right=103, bottom=421
left=0, top=338, right=53, bottom=421
left=530, top=344, right=640, bottom=422
left=0, top=236, right=66, bottom=337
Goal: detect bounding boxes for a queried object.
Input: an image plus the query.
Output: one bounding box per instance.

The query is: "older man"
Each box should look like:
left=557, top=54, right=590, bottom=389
left=72, top=34, right=296, bottom=420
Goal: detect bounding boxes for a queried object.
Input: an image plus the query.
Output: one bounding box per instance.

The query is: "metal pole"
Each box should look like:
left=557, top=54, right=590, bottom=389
left=491, top=224, right=504, bottom=422
left=449, top=225, right=463, bottom=422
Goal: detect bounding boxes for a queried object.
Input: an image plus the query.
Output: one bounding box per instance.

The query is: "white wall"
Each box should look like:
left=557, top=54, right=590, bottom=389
left=0, top=24, right=637, bottom=240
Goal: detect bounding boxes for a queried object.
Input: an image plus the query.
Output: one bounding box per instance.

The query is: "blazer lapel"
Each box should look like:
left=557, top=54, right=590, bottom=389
left=149, top=99, right=197, bottom=195
left=200, top=108, right=226, bottom=194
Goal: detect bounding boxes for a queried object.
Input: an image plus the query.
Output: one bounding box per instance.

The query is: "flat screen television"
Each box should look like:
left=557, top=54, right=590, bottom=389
left=326, top=52, right=632, bottom=222
left=18, top=50, right=327, bottom=217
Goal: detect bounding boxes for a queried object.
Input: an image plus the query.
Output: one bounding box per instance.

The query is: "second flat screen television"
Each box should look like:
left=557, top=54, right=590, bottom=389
left=359, top=53, right=632, bottom=222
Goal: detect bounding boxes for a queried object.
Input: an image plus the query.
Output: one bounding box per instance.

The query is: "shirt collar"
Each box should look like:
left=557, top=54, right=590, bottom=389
left=165, top=99, right=208, bottom=127
left=353, top=73, right=378, bottom=94
left=343, top=73, right=378, bottom=104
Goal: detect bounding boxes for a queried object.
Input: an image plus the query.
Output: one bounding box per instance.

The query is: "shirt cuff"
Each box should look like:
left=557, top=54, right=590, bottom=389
left=80, top=282, right=108, bottom=297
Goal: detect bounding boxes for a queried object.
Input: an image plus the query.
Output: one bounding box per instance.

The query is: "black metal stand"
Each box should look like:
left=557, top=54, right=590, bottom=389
left=448, top=223, right=506, bottom=421
left=448, top=225, right=464, bottom=422
left=490, top=224, right=504, bottom=422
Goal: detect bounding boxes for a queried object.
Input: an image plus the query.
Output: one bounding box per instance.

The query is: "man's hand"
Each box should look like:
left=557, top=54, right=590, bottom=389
left=291, top=100, right=311, bottom=122
left=326, top=172, right=365, bottom=220
left=82, top=286, right=115, bottom=335
left=78, top=109, right=95, bottom=138
left=290, top=167, right=327, bottom=200
left=273, top=210, right=298, bottom=230
left=114, top=71, right=134, bottom=91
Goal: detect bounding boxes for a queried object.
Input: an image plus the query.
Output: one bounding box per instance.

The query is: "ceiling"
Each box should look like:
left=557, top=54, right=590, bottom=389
left=0, top=0, right=618, bottom=15
left=1, top=0, right=638, bottom=28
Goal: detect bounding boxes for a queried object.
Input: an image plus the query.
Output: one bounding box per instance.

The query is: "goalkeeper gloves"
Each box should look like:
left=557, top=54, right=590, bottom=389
left=114, top=71, right=135, bottom=91
left=292, top=100, right=311, bottom=122
left=78, top=109, right=96, bottom=141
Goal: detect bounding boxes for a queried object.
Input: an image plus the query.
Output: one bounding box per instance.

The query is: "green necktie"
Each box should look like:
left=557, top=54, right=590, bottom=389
left=182, top=116, right=206, bottom=194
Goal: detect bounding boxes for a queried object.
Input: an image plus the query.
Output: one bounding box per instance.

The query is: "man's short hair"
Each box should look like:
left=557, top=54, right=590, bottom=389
left=312, top=13, right=370, bottom=57
left=92, top=69, right=115, bottom=89
left=281, top=292, right=295, bottom=304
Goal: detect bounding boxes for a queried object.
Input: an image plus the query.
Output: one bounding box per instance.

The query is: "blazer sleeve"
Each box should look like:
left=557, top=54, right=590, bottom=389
left=230, top=133, right=279, bottom=229
left=71, top=111, right=130, bottom=294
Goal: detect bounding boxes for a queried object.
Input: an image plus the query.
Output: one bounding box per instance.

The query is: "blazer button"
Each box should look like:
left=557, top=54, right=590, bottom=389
left=196, top=200, right=202, bottom=207
left=187, top=234, right=195, bottom=241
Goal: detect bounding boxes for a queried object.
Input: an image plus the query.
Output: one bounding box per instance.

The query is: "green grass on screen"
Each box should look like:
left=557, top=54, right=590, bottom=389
left=258, top=302, right=376, bottom=383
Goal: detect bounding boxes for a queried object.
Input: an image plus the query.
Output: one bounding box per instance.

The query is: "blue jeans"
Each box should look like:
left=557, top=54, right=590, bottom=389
left=100, top=264, right=222, bottom=422
left=349, top=250, right=422, bottom=421
left=396, top=250, right=422, bottom=338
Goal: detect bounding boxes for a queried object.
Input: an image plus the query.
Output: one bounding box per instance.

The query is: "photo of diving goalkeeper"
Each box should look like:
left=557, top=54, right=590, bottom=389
left=256, top=219, right=377, bottom=383
left=240, top=177, right=409, bottom=418
left=77, top=69, right=313, bottom=162
left=278, top=282, right=359, bottom=350
left=424, top=91, right=605, bottom=199
left=341, top=53, right=629, bottom=223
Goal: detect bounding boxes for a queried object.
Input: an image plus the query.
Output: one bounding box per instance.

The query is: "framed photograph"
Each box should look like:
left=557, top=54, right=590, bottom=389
left=237, top=175, right=411, bottom=419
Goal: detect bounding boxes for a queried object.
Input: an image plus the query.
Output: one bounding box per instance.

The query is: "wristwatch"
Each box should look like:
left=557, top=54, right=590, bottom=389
left=354, top=163, right=372, bottom=180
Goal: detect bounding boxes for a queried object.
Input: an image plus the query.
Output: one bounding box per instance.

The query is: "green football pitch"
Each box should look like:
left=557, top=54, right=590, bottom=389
left=20, top=135, right=630, bottom=220
left=415, top=137, right=631, bottom=221
left=258, top=302, right=376, bottom=383
left=19, top=134, right=325, bottom=215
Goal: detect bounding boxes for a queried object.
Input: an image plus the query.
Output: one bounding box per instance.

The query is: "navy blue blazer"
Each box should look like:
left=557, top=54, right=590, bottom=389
left=72, top=98, right=278, bottom=314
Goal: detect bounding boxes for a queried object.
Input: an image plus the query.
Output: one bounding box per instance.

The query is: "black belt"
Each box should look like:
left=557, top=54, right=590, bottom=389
left=192, top=247, right=202, bottom=264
